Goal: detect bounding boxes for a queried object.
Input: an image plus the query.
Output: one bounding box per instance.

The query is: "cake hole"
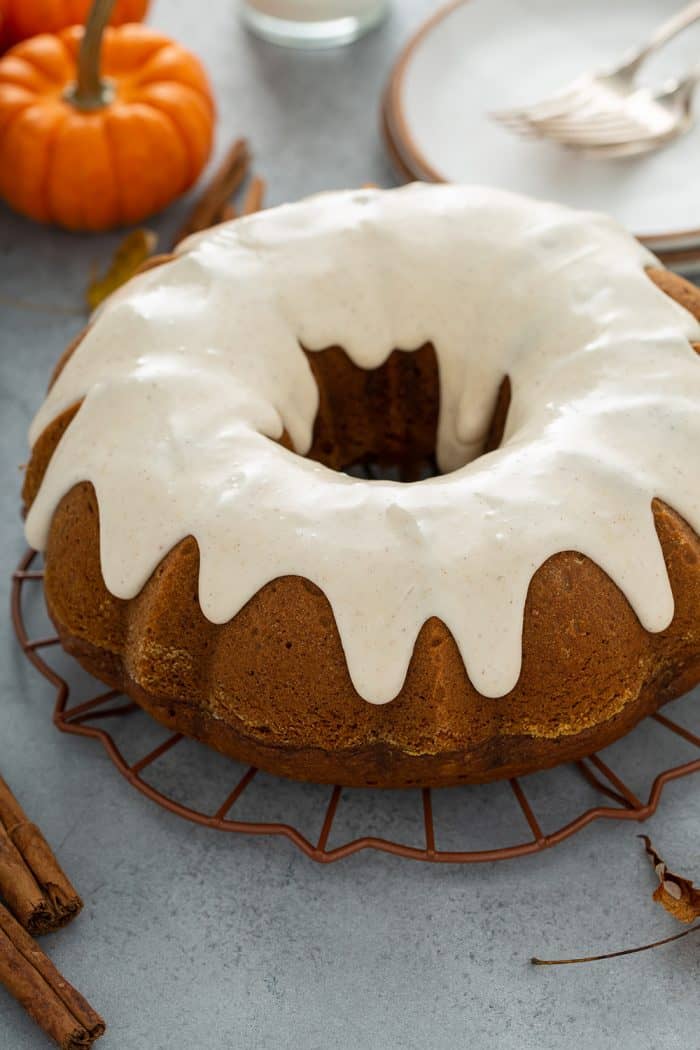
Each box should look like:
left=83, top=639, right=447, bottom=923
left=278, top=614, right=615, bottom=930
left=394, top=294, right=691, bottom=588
left=299, top=344, right=510, bottom=483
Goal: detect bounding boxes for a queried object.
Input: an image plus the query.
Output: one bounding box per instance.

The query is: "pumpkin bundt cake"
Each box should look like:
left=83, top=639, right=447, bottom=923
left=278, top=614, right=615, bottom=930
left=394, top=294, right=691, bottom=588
left=22, top=185, right=700, bottom=787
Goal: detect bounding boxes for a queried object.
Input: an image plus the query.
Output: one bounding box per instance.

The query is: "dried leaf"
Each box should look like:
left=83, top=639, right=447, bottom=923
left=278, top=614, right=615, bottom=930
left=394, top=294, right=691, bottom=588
left=531, top=837, right=700, bottom=965
left=86, top=229, right=157, bottom=311
left=640, top=836, right=700, bottom=924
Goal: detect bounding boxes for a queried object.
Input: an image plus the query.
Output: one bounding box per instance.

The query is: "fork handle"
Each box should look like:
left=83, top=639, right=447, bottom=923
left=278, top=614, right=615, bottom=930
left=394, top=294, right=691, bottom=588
left=627, top=1, right=700, bottom=71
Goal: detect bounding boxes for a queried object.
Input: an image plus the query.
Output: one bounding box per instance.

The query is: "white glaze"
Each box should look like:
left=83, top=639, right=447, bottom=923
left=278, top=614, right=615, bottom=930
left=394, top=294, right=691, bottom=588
left=25, top=185, right=700, bottom=703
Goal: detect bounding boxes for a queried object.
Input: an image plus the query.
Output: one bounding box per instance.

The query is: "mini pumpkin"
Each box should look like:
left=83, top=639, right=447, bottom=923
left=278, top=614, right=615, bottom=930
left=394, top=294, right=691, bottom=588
left=0, top=0, right=215, bottom=230
left=0, top=0, right=149, bottom=50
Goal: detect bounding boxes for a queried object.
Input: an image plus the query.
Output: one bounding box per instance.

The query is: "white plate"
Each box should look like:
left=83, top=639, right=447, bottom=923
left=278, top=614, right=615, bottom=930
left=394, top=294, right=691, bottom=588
left=385, top=0, right=700, bottom=251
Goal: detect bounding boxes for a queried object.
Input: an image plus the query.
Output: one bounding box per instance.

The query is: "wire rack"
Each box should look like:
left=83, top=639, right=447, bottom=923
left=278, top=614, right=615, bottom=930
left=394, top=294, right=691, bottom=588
left=11, top=548, right=700, bottom=864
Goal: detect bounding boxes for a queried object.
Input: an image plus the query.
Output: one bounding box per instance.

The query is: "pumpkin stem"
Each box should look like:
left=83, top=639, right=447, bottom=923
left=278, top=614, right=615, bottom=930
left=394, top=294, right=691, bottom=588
left=66, top=0, right=117, bottom=111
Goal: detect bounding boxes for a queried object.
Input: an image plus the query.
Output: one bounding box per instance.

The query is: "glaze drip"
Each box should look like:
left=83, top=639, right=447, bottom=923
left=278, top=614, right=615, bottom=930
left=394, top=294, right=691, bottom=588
left=25, top=185, right=700, bottom=702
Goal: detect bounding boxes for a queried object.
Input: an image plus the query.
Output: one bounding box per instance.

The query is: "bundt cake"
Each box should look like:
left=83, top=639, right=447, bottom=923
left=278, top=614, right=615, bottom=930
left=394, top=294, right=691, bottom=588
left=22, top=185, right=700, bottom=788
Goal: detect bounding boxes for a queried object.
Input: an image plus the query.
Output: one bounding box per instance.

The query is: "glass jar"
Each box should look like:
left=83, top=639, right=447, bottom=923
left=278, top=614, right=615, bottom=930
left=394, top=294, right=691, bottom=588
left=240, top=0, right=389, bottom=48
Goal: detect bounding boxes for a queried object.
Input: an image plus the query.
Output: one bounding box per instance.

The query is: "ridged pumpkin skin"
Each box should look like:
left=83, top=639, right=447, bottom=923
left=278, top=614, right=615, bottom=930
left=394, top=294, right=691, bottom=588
left=0, top=0, right=149, bottom=49
left=0, top=24, right=215, bottom=230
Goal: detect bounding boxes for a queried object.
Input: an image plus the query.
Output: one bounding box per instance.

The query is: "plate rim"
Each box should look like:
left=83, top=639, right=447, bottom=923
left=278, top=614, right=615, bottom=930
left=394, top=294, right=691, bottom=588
left=384, top=0, right=700, bottom=250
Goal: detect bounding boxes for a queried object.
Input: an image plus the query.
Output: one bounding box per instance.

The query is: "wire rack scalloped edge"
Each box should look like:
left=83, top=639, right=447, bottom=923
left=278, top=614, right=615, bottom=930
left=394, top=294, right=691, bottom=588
left=11, top=548, right=700, bottom=864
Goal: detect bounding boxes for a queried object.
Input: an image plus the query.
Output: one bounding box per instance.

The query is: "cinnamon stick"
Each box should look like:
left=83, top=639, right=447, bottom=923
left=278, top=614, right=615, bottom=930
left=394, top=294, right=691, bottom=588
left=172, top=137, right=250, bottom=247
left=0, top=902, right=104, bottom=1048
left=0, top=825, right=53, bottom=935
left=0, top=776, right=82, bottom=934
left=240, top=175, right=266, bottom=216
left=200, top=171, right=264, bottom=227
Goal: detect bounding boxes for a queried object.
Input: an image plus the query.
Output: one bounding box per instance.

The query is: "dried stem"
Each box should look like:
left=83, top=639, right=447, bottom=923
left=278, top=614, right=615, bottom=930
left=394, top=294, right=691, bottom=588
left=532, top=924, right=700, bottom=966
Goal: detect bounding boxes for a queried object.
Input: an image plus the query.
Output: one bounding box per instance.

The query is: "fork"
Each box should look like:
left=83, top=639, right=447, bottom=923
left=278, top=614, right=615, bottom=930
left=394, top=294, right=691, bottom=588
left=491, top=1, right=700, bottom=143
left=531, top=66, right=700, bottom=157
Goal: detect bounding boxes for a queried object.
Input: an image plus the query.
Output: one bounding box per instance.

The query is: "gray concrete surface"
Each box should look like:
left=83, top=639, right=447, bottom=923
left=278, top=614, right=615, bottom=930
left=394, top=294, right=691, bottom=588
left=0, top=1, right=698, bottom=1047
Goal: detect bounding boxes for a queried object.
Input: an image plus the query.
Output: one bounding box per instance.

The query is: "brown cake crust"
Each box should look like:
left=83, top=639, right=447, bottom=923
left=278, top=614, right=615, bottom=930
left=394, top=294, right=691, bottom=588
left=23, top=268, right=700, bottom=787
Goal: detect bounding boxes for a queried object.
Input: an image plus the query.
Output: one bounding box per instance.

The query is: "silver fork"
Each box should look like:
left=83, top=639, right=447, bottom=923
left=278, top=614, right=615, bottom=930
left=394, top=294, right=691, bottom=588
left=491, top=1, right=700, bottom=142
left=531, top=66, right=700, bottom=157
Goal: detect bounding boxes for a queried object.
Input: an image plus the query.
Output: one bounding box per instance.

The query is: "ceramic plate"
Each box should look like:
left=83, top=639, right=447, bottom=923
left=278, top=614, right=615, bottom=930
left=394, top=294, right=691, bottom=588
left=384, top=0, right=700, bottom=251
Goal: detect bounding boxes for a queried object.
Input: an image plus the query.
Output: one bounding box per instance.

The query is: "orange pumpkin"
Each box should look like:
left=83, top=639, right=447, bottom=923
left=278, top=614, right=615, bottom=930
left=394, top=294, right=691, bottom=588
left=0, top=7, right=215, bottom=230
left=0, top=0, right=149, bottom=50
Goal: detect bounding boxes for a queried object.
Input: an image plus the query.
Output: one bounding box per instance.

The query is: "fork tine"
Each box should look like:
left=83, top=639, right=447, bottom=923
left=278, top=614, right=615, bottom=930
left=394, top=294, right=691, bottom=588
left=527, top=96, right=657, bottom=137
left=534, top=118, right=645, bottom=143
left=491, top=113, right=543, bottom=137
left=531, top=112, right=646, bottom=138
left=530, top=100, right=635, bottom=128
left=539, top=122, right=653, bottom=147
left=535, top=94, right=679, bottom=142
left=491, top=95, right=605, bottom=142
left=508, top=107, right=646, bottom=145
left=490, top=80, right=593, bottom=125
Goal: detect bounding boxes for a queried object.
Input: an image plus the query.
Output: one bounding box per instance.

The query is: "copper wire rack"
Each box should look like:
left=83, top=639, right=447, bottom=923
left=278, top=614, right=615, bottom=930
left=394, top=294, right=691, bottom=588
left=11, top=548, right=700, bottom=864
